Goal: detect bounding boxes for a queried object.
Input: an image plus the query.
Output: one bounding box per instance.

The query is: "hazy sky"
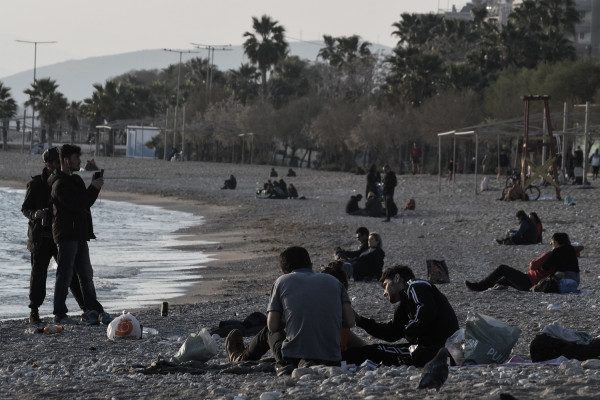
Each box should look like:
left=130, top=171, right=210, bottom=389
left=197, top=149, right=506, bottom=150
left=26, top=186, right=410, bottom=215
left=2, top=0, right=466, bottom=77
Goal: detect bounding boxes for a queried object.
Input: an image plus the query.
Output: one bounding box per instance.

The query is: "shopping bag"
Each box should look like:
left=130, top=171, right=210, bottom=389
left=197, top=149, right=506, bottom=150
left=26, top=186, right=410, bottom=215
left=462, top=312, right=521, bottom=365
left=172, top=328, right=217, bottom=363
left=106, top=312, right=142, bottom=340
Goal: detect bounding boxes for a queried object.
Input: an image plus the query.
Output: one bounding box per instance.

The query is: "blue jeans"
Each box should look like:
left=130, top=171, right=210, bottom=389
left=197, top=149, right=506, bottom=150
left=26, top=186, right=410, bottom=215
left=54, top=240, right=103, bottom=316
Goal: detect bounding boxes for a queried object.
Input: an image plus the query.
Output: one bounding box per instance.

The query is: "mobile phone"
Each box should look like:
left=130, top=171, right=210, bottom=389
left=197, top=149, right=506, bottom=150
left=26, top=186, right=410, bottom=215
left=93, top=169, right=104, bottom=179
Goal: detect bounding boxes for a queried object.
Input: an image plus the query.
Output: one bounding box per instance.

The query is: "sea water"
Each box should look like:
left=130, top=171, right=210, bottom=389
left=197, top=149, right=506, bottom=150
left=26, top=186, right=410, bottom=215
left=0, top=186, right=214, bottom=320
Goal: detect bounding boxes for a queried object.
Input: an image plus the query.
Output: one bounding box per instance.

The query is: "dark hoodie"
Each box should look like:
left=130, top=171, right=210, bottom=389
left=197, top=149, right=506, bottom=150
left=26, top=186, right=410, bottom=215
left=21, top=168, right=54, bottom=251
left=48, top=170, right=100, bottom=243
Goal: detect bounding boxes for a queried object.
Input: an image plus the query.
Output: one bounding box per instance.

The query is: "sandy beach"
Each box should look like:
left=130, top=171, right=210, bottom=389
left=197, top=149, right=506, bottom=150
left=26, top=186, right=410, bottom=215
left=1, top=152, right=600, bottom=399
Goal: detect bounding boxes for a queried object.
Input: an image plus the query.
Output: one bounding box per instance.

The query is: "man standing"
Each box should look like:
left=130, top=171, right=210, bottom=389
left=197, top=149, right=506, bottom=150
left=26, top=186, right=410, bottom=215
left=409, top=143, right=422, bottom=174
left=344, top=265, right=459, bottom=367
left=21, top=148, right=85, bottom=324
left=225, top=246, right=355, bottom=375
left=49, top=144, right=111, bottom=325
left=382, top=164, right=397, bottom=222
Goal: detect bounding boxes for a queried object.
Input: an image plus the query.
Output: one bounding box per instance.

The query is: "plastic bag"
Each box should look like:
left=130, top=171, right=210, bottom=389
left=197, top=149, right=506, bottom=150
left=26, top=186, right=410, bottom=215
left=107, top=312, right=142, bottom=340
left=446, top=312, right=521, bottom=365
left=172, top=328, right=217, bottom=363
left=464, top=312, right=520, bottom=364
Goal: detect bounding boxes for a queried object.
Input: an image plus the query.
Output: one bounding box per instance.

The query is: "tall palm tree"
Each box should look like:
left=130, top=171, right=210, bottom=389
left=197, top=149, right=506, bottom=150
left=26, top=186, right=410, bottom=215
left=24, top=78, right=67, bottom=146
left=226, top=63, right=260, bottom=105
left=66, top=101, right=81, bottom=144
left=0, top=81, right=17, bottom=151
left=243, top=15, right=289, bottom=98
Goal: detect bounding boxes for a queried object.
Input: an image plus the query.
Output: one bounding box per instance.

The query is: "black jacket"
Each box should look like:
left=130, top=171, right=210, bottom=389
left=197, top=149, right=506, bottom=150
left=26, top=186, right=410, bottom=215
left=357, top=280, right=459, bottom=347
left=382, top=171, right=397, bottom=196
left=49, top=170, right=100, bottom=243
left=21, top=168, right=54, bottom=252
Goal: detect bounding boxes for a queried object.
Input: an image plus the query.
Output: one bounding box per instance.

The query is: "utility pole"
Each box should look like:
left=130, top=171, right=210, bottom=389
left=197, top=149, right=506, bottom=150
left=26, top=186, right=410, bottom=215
left=190, top=43, right=232, bottom=93
left=163, top=48, right=200, bottom=159
left=16, top=40, right=57, bottom=150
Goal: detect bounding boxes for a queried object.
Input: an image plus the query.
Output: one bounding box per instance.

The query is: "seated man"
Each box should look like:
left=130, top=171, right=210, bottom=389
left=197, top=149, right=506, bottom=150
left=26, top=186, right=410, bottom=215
left=343, top=265, right=459, bottom=367
left=221, top=175, right=237, bottom=190
left=345, top=194, right=363, bottom=214
left=335, top=227, right=369, bottom=261
left=497, top=210, right=537, bottom=245
left=225, top=246, right=355, bottom=375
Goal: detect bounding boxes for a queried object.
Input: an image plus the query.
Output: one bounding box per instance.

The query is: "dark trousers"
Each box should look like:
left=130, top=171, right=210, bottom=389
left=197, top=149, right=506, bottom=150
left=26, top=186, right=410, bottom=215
left=478, top=264, right=532, bottom=291
left=29, top=237, right=85, bottom=312
left=383, top=194, right=393, bottom=221
left=342, top=343, right=443, bottom=368
left=54, top=240, right=103, bottom=316
left=243, top=326, right=286, bottom=363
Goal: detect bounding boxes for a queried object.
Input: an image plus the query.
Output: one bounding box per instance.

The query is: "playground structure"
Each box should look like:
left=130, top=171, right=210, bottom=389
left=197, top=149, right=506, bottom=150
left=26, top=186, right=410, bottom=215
left=438, top=98, right=600, bottom=197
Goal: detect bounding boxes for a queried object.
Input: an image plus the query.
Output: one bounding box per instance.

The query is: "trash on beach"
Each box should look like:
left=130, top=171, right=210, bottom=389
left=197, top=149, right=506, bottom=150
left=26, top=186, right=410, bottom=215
left=171, top=328, right=217, bottom=363
left=107, top=312, right=142, bottom=340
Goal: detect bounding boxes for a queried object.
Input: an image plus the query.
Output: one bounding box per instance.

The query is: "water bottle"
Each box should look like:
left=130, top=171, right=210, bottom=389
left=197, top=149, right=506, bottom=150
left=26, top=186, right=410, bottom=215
left=143, top=327, right=159, bottom=336
left=43, top=325, right=64, bottom=334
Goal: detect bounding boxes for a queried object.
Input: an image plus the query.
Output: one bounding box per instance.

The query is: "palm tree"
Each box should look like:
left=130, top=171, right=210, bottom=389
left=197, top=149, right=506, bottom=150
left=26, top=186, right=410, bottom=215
left=0, top=81, right=17, bottom=151
left=318, top=35, right=371, bottom=68
left=243, top=15, right=289, bottom=98
left=24, top=78, right=67, bottom=146
left=226, top=63, right=260, bottom=105
left=66, top=101, right=81, bottom=144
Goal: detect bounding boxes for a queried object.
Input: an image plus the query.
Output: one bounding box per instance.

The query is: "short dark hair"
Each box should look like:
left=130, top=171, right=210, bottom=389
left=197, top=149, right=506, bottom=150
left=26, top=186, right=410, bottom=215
left=42, top=147, right=59, bottom=163
left=279, top=246, right=312, bottom=273
left=379, top=265, right=415, bottom=284
left=59, top=144, right=81, bottom=161
left=322, top=260, right=348, bottom=289
left=551, top=232, right=570, bottom=246
left=516, top=210, right=527, bottom=220
left=356, top=227, right=369, bottom=236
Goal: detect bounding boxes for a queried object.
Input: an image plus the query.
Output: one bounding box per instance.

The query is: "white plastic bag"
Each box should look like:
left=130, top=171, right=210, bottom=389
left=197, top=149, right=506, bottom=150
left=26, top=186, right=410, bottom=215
left=172, top=328, right=217, bottom=363
left=106, top=312, right=142, bottom=340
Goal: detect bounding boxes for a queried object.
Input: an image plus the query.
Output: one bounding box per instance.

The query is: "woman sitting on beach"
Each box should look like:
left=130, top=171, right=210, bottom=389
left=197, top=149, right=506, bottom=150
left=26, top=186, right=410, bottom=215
left=529, top=212, right=543, bottom=244
left=466, top=232, right=580, bottom=292
left=359, top=192, right=385, bottom=218
left=349, top=232, right=385, bottom=281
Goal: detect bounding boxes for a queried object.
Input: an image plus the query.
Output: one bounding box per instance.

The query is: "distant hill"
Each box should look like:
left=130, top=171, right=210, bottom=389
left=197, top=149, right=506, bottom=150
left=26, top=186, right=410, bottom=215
left=1, top=42, right=392, bottom=108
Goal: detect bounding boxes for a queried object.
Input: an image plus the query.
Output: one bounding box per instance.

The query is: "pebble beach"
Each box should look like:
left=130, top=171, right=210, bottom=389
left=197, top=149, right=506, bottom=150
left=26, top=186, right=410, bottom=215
left=1, top=152, right=600, bottom=399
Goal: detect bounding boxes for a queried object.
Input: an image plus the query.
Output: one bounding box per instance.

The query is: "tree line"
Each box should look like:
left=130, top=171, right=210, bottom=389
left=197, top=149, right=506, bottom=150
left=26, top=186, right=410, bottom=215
left=2, top=0, right=599, bottom=172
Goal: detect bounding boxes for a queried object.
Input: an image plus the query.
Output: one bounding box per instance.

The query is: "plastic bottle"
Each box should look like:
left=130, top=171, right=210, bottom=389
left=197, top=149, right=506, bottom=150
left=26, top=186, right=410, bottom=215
left=142, top=327, right=159, bottom=337
left=43, top=325, right=64, bottom=334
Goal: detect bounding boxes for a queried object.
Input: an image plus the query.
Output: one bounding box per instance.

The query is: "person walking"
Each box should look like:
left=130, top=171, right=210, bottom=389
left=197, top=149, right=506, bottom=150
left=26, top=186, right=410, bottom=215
left=409, top=143, right=422, bottom=174
left=21, top=148, right=85, bottom=324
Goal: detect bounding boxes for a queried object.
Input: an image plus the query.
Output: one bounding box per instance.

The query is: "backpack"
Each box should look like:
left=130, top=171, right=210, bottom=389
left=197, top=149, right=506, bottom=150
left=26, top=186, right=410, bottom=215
left=405, top=199, right=416, bottom=210
left=530, top=274, right=560, bottom=293
left=426, top=259, right=450, bottom=284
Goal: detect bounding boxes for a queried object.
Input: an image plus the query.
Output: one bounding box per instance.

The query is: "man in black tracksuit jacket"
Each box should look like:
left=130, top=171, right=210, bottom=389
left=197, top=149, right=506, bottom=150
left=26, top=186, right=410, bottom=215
left=344, top=265, right=459, bottom=367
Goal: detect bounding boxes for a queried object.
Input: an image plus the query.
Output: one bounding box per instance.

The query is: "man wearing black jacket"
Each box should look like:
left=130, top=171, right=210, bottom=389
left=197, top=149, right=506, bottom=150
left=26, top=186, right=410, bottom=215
left=21, top=148, right=85, bottom=324
left=49, top=144, right=111, bottom=325
left=344, top=265, right=459, bottom=367
left=382, top=164, right=397, bottom=222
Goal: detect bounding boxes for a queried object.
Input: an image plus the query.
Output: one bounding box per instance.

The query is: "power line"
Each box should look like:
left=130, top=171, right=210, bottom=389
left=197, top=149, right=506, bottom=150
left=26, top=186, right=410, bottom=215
left=190, top=43, right=232, bottom=91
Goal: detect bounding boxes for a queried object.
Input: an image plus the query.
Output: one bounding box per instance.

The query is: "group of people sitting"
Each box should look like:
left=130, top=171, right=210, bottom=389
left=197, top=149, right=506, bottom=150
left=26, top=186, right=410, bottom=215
left=496, top=210, right=543, bottom=245
left=224, top=245, right=459, bottom=376
left=345, top=192, right=397, bottom=218
left=334, top=227, right=385, bottom=282
left=259, top=179, right=299, bottom=199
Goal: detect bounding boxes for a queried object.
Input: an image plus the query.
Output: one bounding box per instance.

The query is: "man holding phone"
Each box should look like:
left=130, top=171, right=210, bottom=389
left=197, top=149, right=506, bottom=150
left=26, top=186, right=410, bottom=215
left=48, top=144, right=111, bottom=325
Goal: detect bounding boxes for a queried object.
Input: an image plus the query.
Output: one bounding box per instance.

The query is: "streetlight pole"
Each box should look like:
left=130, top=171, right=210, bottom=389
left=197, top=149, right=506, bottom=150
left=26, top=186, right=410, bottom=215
left=190, top=43, right=232, bottom=94
left=16, top=40, right=57, bottom=149
left=163, top=48, right=199, bottom=160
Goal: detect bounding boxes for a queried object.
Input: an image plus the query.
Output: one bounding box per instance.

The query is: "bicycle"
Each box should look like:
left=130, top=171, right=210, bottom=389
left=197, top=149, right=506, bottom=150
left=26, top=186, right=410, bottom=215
left=505, top=169, right=540, bottom=201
